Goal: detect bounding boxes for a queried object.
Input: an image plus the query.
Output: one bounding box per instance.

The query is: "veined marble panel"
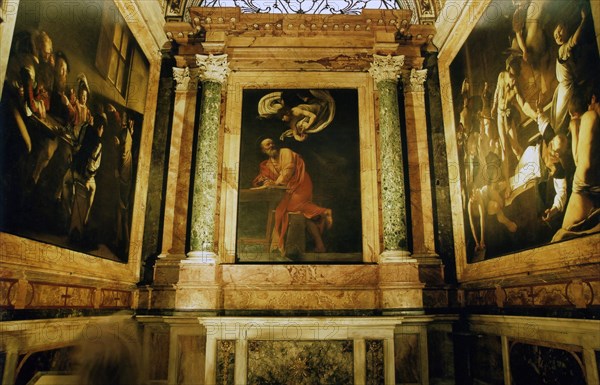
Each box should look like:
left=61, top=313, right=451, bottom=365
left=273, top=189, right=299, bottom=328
left=178, top=335, right=206, bottom=385
left=471, top=335, right=503, bottom=385
left=510, top=342, right=586, bottom=385
left=223, top=288, right=378, bottom=310
left=99, top=289, right=131, bottom=308
left=365, top=340, right=385, bottom=385
left=216, top=340, right=235, bottom=385
left=148, top=262, right=426, bottom=311
left=247, top=340, right=353, bottom=385
left=394, top=333, right=420, bottom=384
left=149, top=330, right=170, bottom=382
left=221, top=264, right=379, bottom=287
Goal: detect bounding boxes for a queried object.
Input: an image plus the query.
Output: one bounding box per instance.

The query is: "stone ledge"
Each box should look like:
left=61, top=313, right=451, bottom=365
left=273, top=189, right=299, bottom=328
left=144, top=263, right=428, bottom=312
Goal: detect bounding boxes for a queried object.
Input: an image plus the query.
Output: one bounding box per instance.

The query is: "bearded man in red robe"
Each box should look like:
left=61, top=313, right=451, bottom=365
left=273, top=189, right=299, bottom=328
left=253, top=138, right=332, bottom=254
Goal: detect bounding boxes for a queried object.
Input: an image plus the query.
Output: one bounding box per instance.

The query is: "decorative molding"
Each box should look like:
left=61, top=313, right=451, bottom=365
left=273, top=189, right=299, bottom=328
left=401, top=68, right=427, bottom=93
left=172, top=67, right=200, bottom=92
left=196, top=54, right=231, bottom=84
left=368, top=54, right=405, bottom=84
left=0, top=279, right=132, bottom=310
left=464, top=279, right=599, bottom=309
left=423, top=288, right=449, bottom=308
left=565, top=280, right=593, bottom=309
left=494, top=285, right=507, bottom=308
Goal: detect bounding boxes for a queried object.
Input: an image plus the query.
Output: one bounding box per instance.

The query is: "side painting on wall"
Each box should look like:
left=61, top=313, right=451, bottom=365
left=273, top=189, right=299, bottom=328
left=0, top=0, right=149, bottom=262
left=450, top=0, right=600, bottom=263
left=236, top=89, right=362, bottom=263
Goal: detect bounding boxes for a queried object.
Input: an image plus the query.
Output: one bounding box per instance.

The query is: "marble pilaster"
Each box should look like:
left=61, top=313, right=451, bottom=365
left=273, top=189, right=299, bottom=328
left=187, top=54, right=230, bottom=263
left=142, top=74, right=174, bottom=283
left=401, top=68, right=439, bottom=262
left=369, top=54, right=413, bottom=263
left=160, top=67, right=199, bottom=260
left=151, top=67, right=198, bottom=295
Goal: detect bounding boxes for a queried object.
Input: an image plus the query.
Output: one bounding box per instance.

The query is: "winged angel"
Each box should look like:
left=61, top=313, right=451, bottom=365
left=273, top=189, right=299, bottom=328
left=258, top=90, right=336, bottom=141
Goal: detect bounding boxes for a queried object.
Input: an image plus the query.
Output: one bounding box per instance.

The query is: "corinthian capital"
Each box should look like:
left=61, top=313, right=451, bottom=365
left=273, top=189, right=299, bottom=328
left=173, top=67, right=199, bottom=92
left=368, top=54, right=405, bottom=84
left=196, top=54, right=231, bottom=84
left=401, top=68, right=428, bottom=93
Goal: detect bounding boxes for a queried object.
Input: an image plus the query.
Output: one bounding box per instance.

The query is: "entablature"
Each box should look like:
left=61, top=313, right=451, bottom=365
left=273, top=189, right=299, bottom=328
left=165, top=7, right=434, bottom=71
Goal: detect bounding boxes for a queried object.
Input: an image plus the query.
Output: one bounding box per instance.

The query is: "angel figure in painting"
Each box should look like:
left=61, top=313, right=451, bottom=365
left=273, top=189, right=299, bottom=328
left=258, top=90, right=336, bottom=142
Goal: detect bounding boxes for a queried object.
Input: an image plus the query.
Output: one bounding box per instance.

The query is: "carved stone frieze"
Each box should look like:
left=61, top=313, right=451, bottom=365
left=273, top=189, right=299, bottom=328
left=464, top=279, right=598, bottom=309
left=565, top=280, right=593, bottom=309
left=0, top=278, right=132, bottom=310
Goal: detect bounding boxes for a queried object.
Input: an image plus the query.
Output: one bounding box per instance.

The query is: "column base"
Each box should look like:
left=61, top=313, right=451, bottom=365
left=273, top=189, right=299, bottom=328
left=153, top=254, right=186, bottom=285
left=379, top=249, right=417, bottom=263
left=185, top=250, right=217, bottom=264
left=411, top=252, right=441, bottom=265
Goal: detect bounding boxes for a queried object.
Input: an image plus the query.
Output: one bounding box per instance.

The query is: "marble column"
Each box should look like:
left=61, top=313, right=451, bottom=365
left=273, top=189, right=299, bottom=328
left=187, top=54, right=230, bottom=263
left=160, top=67, right=199, bottom=260
left=401, top=68, right=439, bottom=262
left=369, top=54, right=413, bottom=263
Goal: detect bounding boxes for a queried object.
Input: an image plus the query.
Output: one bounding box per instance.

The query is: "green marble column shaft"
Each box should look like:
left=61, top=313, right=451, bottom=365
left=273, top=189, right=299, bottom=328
left=188, top=54, right=230, bottom=261
left=369, top=54, right=410, bottom=258
left=378, top=79, right=409, bottom=252
left=189, top=81, right=221, bottom=255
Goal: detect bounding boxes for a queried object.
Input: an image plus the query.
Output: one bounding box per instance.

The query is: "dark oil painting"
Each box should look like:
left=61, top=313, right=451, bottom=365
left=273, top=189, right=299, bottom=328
left=449, top=0, right=600, bottom=263
left=236, top=89, right=363, bottom=263
left=0, top=0, right=149, bottom=262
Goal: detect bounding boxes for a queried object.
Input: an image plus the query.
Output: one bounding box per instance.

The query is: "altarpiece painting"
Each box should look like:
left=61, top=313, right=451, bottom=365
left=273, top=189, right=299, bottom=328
left=236, top=89, right=362, bottom=263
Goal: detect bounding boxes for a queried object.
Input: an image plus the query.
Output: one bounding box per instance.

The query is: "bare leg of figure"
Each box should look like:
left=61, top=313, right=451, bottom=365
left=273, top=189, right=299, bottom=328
left=468, top=197, right=483, bottom=249
left=507, top=127, right=523, bottom=159
left=306, top=220, right=326, bottom=253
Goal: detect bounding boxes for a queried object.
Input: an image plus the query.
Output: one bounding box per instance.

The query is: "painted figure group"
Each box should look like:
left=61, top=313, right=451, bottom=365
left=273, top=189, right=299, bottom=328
left=1, top=29, right=134, bottom=254
left=457, top=2, right=600, bottom=261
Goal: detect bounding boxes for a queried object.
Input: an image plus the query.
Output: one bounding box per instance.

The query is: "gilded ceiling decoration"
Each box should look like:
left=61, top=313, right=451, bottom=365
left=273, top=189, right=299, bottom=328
left=164, top=0, right=440, bottom=24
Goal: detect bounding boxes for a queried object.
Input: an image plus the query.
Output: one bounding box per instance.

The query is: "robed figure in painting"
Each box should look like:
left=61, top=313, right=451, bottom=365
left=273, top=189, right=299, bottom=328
left=253, top=138, right=333, bottom=254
